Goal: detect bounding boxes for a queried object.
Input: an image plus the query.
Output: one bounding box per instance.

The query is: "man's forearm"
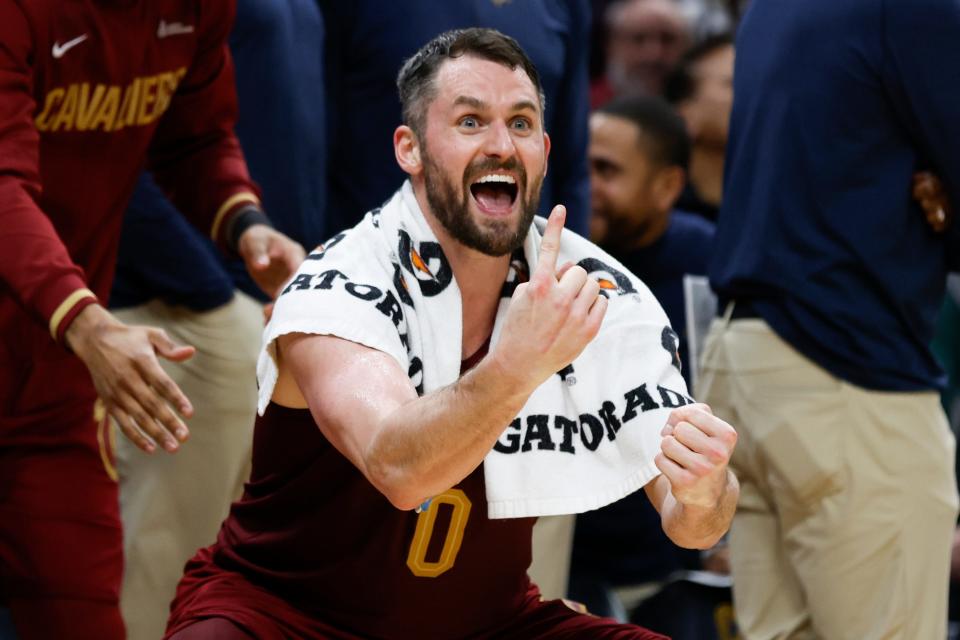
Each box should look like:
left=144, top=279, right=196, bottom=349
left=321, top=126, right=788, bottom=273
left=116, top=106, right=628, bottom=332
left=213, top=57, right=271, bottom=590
left=661, top=469, right=739, bottom=549
left=365, top=355, right=537, bottom=510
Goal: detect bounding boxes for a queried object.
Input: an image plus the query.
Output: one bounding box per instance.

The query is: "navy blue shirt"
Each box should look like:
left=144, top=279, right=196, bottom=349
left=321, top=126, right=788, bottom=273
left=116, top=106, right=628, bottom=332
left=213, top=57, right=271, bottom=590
left=112, top=0, right=326, bottom=309
left=321, top=0, right=592, bottom=238
left=111, top=173, right=235, bottom=312
left=711, top=0, right=960, bottom=391
left=570, top=211, right=713, bottom=587
left=613, top=211, right=715, bottom=387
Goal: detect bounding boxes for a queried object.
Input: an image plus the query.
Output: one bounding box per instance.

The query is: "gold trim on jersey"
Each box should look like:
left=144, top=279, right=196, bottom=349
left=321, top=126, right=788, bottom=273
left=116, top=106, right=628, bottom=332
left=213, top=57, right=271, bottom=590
left=49, top=287, right=97, bottom=339
left=210, top=192, right=261, bottom=242
left=94, top=399, right=119, bottom=483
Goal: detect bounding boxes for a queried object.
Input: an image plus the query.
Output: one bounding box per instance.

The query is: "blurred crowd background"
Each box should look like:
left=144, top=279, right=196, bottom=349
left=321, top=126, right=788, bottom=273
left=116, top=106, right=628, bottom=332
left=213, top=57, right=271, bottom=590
left=102, top=0, right=960, bottom=636
left=2, top=1, right=957, bottom=639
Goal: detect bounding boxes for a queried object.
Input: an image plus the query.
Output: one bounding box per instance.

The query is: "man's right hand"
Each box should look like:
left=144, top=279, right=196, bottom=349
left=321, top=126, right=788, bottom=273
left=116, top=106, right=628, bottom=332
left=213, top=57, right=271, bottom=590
left=490, top=205, right=608, bottom=394
left=65, top=303, right=195, bottom=453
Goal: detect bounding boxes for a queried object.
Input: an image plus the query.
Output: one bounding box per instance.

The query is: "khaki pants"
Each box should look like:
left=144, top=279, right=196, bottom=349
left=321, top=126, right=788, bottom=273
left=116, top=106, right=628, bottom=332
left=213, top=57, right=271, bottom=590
left=698, top=317, right=958, bottom=640
left=530, top=514, right=576, bottom=599
left=114, top=293, right=263, bottom=640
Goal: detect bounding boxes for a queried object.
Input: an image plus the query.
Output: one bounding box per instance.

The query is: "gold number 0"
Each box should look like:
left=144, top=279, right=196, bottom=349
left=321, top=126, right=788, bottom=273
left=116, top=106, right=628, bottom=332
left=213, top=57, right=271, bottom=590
left=406, top=488, right=472, bottom=577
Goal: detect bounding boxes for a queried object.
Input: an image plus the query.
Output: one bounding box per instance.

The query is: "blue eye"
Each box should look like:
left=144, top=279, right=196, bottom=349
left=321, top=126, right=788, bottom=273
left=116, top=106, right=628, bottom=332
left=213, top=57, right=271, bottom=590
left=510, top=118, right=531, bottom=131
left=460, top=116, right=479, bottom=128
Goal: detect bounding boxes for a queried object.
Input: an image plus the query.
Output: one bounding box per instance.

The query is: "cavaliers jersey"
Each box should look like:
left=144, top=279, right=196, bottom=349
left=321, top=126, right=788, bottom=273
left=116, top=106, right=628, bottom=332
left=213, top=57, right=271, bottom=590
left=0, top=0, right=257, bottom=352
left=212, top=401, right=537, bottom=638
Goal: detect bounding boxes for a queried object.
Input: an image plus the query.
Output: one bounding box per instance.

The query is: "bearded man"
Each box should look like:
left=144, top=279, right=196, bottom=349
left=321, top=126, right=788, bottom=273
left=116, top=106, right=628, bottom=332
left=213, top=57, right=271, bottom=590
left=165, top=28, right=738, bottom=640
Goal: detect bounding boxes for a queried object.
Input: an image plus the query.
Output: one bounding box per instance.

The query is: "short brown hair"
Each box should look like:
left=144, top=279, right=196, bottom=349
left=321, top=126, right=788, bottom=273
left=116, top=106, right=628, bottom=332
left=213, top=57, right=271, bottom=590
left=397, top=28, right=546, bottom=139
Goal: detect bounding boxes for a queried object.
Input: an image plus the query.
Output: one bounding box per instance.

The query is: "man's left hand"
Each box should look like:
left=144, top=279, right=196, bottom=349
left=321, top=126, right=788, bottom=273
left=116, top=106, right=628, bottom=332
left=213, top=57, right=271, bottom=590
left=238, top=224, right=305, bottom=298
left=657, top=403, right=737, bottom=508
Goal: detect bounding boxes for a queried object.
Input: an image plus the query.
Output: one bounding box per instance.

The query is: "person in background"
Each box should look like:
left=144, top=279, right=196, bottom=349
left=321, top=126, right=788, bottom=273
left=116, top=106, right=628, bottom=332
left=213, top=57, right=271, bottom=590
left=321, top=0, right=593, bottom=597
left=0, top=1, right=303, bottom=637
left=664, top=33, right=733, bottom=222
left=586, top=96, right=713, bottom=384
left=700, top=0, right=960, bottom=637
left=109, top=2, right=322, bottom=638
left=590, top=0, right=691, bottom=107
left=570, top=94, right=716, bottom=622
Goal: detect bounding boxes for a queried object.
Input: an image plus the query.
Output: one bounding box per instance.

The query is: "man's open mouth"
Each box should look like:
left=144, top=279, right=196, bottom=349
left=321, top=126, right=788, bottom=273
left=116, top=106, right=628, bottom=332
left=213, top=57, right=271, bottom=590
left=470, top=174, right=518, bottom=215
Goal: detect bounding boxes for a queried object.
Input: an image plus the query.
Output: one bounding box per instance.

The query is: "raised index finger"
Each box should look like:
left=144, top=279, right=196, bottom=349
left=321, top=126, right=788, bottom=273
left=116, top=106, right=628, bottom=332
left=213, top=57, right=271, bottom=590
left=535, top=205, right=566, bottom=277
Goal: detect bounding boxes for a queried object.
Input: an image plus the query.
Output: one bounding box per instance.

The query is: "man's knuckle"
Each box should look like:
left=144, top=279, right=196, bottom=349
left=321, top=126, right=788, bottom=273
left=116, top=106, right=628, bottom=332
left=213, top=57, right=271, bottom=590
left=706, top=444, right=727, bottom=463
left=674, top=471, right=693, bottom=489
left=693, top=459, right=714, bottom=476
left=552, top=295, right=572, bottom=313
left=128, top=407, right=149, bottom=426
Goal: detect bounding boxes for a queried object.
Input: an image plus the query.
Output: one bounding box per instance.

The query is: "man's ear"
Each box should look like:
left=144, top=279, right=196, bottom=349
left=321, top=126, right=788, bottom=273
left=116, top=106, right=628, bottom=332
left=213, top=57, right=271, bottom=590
left=543, top=131, right=552, bottom=178
left=652, top=165, right=686, bottom=213
left=395, top=125, right=422, bottom=176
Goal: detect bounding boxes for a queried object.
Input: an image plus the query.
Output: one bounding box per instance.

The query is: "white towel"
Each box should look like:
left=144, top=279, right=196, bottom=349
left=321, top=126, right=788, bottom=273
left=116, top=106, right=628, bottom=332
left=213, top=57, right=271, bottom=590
left=257, top=181, right=691, bottom=518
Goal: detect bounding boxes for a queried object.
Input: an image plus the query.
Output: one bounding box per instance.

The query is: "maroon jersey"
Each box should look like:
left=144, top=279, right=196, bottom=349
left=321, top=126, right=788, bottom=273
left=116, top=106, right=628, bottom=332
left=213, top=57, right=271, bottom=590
left=0, top=0, right=258, bottom=350
left=169, top=352, right=667, bottom=639
left=211, top=402, right=537, bottom=638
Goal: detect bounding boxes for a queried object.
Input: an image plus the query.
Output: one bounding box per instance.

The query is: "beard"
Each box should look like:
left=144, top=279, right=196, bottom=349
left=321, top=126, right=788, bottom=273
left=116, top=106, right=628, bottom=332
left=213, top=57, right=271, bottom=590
left=422, top=150, right=543, bottom=257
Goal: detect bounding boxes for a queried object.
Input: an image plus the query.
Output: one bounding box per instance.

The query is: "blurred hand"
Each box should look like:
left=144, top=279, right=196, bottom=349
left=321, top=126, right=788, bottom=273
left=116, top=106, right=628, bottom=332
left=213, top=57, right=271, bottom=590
left=657, top=403, right=737, bottom=509
left=238, top=224, right=306, bottom=298
left=912, top=171, right=952, bottom=233
left=66, top=304, right=195, bottom=453
left=701, top=540, right=731, bottom=575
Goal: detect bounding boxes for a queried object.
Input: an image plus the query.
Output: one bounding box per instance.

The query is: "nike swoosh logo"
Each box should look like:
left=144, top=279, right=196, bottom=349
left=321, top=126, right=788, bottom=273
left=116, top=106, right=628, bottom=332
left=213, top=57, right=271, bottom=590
left=157, top=20, right=195, bottom=38
left=52, top=34, right=88, bottom=59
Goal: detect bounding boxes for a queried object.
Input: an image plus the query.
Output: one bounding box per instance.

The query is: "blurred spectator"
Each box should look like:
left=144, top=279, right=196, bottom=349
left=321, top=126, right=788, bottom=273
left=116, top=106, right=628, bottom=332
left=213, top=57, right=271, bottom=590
left=321, top=0, right=592, bottom=238
left=587, top=96, right=712, bottom=383
left=570, top=95, right=716, bottom=622
left=700, top=0, right=960, bottom=637
left=591, top=0, right=691, bottom=107
left=110, top=2, right=322, bottom=638
left=0, top=1, right=302, bottom=637
left=665, top=33, right=733, bottom=221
